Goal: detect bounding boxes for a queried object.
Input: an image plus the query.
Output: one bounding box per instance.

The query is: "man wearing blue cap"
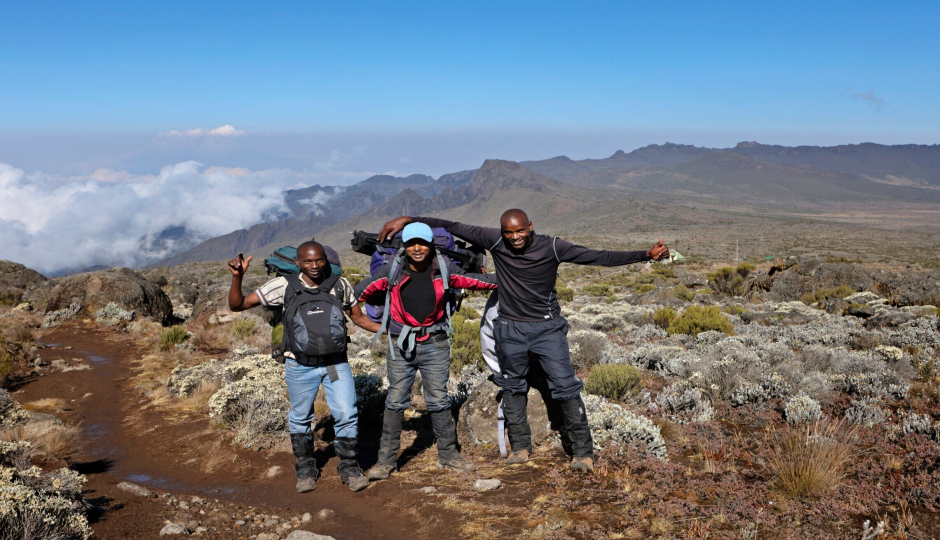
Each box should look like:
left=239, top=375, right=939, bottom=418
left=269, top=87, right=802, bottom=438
left=356, top=223, right=497, bottom=479
left=379, top=211, right=668, bottom=472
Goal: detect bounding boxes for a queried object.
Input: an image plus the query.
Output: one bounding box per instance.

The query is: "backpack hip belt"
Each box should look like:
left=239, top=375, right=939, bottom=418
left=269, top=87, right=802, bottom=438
left=394, top=322, right=452, bottom=354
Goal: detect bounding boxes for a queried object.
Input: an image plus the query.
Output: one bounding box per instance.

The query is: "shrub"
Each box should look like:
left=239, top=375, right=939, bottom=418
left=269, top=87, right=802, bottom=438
left=0, top=419, right=84, bottom=465
left=582, top=284, right=613, bottom=297
left=653, top=385, right=714, bottom=424
left=582, top=393, right=666, bottom=459
left=457, top=305, right=480, bottom=319
left=722, top=304, right=749, bottom=316
left=764, top=420, right=855, bottom=499
left=159, top=326, right=189, bottom=351
left=635, top=284, right=657, bottom=294
left=784, top=393, right=822, bottom=425
left=673, top=284, right=695, bottom=302
left=650, top=307, right=678, bottom=330
left=667, top=306, right=735, bottom=337
left=344, top=266, right=366, bottom=286
left=651, top=266, right=675, bottom=279
left=708, top=265, right=753, bottom=296
left=94, top=302, right=135, bottom=326
left=231, top=318, right=257, bottom=340
left=585, top=364, right=641, bottom=401
left=450, top=314, right=484, bottom=373
left=801, top=285, right=856, bottom=305
left=569, top=330, right=609, bottom=370
left=556, top=284, right=575, bottom=302
left=42, top=302, right=81, bottom=328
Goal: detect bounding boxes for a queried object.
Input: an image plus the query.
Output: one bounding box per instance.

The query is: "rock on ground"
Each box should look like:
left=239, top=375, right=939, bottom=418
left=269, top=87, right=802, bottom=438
left=159, top=522, right=189, bottom=535
left=315, top=509, right=335, bottom=521
left=458, top=383, right=557, bottom=446
left=117, top=481, right=155, bottom=498
left=286, top=531, right=336, bottom=540
left=473, top=479, right=502, bottom=491
left=28, top=267, right=173, bottom=323
left=0, top=260, right=46, bottom=302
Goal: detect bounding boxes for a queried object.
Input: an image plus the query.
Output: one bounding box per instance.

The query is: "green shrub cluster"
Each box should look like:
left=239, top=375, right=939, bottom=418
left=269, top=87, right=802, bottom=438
left=582, top=284, right=613, bottom=297
left=635, top=284, right=657, bottom=294
left=159, top=326, right=189, bottom=351
left=556, top=285, right=575, bottom=302
left=650, top=307, right=678, bottom=330
left=584, top=364, right=642, bottom=401
left=667, top=305, right=735, bottom=336
left=450, top=314, right=484, bottom=374
left=722, top=304, right=750, bottom=316
left=344, top=266, right=367, bottom=286
left=651, top=266, right=675, bottom=279
left=673, top=284, right=695, bottom=302
left=231, top=318, right=257, bottom=340
left=457, top=304, right=480, bottom=319
left=708, top=263, right=754, bottom=296
left=800, top=285, right=855, bottom=305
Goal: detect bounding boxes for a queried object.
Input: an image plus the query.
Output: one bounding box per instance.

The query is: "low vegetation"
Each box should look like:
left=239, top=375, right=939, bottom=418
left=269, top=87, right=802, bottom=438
left=158, top=325, right=189, bottom=351
left=666, top=305, right=735, bottom=336
left=584, top=364, right=642, bottom=400
left=764, top=420, right=856, bottom=499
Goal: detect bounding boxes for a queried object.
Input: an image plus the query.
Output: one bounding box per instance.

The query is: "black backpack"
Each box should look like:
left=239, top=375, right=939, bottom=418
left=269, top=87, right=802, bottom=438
left=276, top=273, right=348, bottom=364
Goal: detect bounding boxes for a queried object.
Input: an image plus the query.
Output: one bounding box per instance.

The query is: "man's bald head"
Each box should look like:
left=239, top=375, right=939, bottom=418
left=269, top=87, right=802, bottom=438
left=297, top=241, right=325, bottom=258
left=500, top=208, right=529, bottom=229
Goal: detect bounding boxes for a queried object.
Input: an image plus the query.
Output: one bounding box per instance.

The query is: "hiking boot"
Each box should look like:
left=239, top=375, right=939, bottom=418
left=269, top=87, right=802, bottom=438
left=429, top=409, right=460, bottom=464
left=506, top=449, right=529, bottom=465
left=290, top=433, right=318, bottom=492
left=344, top=474, right=370, bottom=492
left=437, top=457, right=475, bottom=473
left=570, top=456, right=594, bottom=472
left=366, top=463, right=397, bottom=481
left=295, top=476, right=317, bottom=493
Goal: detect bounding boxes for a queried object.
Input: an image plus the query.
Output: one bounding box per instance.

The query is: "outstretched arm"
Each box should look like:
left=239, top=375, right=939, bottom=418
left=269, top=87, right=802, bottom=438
left=228, top=253, right=262, bottom=311
left=379, top=216, right=502, bottom=248
left=554, top=238, right=670, bottom=266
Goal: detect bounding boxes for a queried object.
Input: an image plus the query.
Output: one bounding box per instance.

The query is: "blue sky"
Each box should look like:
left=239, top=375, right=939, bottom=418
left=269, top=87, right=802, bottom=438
left=0, top=1, right=938, bottom=176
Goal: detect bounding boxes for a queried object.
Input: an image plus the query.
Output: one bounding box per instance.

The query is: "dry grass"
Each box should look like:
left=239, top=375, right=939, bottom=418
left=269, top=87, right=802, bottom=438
left=21, top=398, right=68, bottom=415
left=177, top=380, right=221, bottom=412
left=0, top=419, right=84, bottom=464
left=764, top=419, right=856, bottom=499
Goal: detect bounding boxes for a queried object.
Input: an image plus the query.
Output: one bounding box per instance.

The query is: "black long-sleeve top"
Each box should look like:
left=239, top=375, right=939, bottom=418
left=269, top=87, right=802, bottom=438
left=414, top=217, right=650, bottom=322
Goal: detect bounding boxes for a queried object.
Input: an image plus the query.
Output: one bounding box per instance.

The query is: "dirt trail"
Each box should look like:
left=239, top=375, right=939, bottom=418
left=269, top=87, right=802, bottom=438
left=17, top=325, right=462, bottom=540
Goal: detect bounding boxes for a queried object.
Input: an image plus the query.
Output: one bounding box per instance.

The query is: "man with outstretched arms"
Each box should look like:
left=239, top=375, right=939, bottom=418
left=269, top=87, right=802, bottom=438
left=228, top=241, right=379, bottom=492
left=379, top=210, right=669, bottom=472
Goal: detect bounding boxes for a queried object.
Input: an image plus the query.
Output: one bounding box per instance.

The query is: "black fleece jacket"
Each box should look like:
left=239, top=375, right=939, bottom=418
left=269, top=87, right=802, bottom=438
left=414, top=217, right=649, bottom=322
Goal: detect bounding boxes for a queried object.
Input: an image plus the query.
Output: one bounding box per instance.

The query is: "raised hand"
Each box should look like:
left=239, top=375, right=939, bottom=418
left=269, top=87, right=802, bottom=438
left=647, top=239, right=670, bottom=261
left=228, top=253, right=253, bottom=276
left=378, top=216, right=413, bottom=242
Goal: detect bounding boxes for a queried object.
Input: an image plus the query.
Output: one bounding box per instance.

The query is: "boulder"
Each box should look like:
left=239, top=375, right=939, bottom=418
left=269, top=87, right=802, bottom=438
left=28, top=268, right=173, bottom=324
left=286, top=531, right=336, bottom=540
left=871, top=270, right=940, bottom=307
left=117, top=481, right=155, bottom=498
left=767, top=257, right=872, bottom=301
left=0, top=260, right=47, bottom=303
left=458, top=382, right=558, bottom=447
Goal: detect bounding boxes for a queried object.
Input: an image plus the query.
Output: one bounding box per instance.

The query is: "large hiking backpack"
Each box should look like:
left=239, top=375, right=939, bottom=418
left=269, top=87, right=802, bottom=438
left=350, top=229, right=486, bottom=324
left=277, top=273, right=348, bottom=362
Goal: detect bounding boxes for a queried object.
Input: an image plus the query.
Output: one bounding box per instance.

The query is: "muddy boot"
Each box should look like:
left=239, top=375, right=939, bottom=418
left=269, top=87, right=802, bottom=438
left=559, top=396, right=594, bottom=470
left=334, top=437, right=370, bottom=492
left=430, top=409, right=474, bottom=472
left=501, top=392, right=532, bottom=464
left=290, top=433, right=318, bottom=493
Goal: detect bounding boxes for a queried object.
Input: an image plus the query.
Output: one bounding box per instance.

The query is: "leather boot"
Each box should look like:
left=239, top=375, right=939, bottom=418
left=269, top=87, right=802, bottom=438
left=290, top=433, right=318, bottom=492
left=559, top=396, right=594, bottom=461
left=334, top=437, right=370, bottom=492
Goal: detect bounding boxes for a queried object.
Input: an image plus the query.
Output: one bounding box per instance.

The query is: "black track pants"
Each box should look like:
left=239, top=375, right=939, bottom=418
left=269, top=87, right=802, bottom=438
left=493, top=316, right=583, bottom=400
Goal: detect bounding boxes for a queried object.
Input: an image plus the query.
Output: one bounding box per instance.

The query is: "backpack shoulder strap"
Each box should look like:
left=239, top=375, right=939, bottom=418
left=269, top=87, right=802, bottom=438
left=437, top=253, right=455, bottom=339
left=373, top=252, right=407, bottom=342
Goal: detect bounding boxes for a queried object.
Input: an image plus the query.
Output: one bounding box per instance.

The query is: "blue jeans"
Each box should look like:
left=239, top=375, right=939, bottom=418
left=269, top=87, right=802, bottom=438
left=284, top=356, right=358, bottom=439
left=385, top=335, right=452, bottom=413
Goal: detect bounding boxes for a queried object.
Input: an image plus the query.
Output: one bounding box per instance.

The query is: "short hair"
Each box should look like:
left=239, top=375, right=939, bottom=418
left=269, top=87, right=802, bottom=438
left=296, top=241, right=325, bottom=257
left=500, top=208, right=529, bottom=225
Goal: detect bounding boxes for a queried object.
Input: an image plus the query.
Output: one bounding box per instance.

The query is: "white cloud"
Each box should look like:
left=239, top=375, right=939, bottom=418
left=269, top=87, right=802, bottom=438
left=0, top=161, right=300, bottom=275
left=159, top=124, right=246, bottom=137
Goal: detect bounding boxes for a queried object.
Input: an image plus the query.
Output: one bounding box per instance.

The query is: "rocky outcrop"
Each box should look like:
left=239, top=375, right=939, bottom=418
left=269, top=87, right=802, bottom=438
left=0, top=260, right=47, bottom=303
left=457, top=382, right=558, bottom=447
left=28, top=267, right=173, bottom=324
left=755, top=256, right=940, bottom=307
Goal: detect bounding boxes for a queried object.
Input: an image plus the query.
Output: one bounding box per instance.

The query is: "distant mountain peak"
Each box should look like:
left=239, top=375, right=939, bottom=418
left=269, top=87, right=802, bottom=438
left=736, top=141, right=761, bottom=148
